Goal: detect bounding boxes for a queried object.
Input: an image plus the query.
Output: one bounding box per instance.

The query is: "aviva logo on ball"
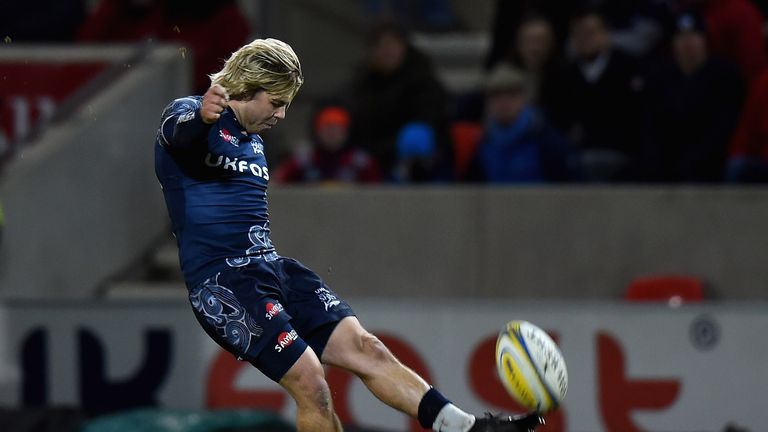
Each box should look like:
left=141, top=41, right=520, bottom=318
left=495, top=320, right=568, bottom=414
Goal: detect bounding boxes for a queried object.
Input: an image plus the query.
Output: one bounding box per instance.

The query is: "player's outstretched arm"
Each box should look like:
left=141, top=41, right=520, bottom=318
left=158, top=84, right=230, bottom=148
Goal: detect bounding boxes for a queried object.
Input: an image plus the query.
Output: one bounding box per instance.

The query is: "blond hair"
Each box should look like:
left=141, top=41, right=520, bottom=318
left=209, top=38, right=304, bottom=102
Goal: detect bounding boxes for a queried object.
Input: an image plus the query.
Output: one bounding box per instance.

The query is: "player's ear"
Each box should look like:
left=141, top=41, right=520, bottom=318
left=250, top=88, right=266, bottom=100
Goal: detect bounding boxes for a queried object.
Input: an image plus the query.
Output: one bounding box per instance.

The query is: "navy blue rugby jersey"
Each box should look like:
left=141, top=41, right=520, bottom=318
left=155, top=96, right=278, bottom=288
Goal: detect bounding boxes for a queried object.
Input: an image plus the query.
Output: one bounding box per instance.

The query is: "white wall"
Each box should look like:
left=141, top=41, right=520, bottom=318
left=267, top=186, right=768, bottom=300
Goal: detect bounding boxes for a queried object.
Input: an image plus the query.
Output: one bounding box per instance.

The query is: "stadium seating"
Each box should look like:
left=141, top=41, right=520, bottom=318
left=449, top=121, right=483, bottom=178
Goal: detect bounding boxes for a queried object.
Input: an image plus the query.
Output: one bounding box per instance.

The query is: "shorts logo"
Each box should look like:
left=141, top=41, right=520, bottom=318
left=189, top=274, right=263, bottom=355
left=265, top=302, right=284, bottom=320
left=219, top=128, right=239, bottom=146
left=274, top=329, right=298, bottom=352
left=315, top=287, right=341, bottom=311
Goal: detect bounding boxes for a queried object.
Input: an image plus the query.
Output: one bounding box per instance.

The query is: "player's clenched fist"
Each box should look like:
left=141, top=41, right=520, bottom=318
left=201, top=84, right=229, bottom=124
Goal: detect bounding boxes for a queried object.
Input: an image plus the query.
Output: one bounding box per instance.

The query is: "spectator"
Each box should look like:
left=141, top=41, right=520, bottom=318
left=276, top=105, right=381, bottom=184
left=485, top=0, right=581, bottom=69
left=512, top=17, right=558, bottom=80
left=550, top=9, right=644, bottom=181
left=392, top=122, right=450, bottom=182
left=508, top=16, right=564, bottom=122
left=347, top=23, right=450, bottom=175
left=684, top=0, right=768, bottom=82
left=485, top=0, right=669, bottom=68
left=78, top=0, right=250, bottom=93
left=727, top=70, right=768, bottom=182
left=464, top=64, right=575, bottom=183
left=461, top=15, right=563, bottom=125
left=642, top=12, right=745, bottom=182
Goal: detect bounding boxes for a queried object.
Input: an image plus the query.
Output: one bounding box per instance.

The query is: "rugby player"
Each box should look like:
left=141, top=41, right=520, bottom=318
left=155, top=38, right=542, bottom=432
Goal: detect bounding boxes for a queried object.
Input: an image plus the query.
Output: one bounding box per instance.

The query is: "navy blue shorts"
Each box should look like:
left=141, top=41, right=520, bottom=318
left=188, top=257, right=355, bottom=382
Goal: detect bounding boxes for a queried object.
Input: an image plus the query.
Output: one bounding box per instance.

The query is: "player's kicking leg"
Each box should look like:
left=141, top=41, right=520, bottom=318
left=321, top=317, right=543, bottom=432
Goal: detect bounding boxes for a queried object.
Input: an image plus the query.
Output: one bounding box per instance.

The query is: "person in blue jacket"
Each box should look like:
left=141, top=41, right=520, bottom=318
left=465, top=63, right=577, bottom=183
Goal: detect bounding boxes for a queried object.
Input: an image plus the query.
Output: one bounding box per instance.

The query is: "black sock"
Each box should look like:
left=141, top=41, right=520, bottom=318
left=417, top=387, right=451, bottom=429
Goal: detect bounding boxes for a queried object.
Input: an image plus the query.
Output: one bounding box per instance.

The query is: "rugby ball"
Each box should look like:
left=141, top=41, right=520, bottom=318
left=495, top=320, right=568, bottom=413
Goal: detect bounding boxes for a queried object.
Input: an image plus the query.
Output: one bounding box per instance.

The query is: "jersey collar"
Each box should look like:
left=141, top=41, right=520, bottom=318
left=221, top=106, right=252, bottom=139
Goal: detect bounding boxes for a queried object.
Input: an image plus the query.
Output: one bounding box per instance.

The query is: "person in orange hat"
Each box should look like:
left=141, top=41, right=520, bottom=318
left=276, top=104, right=382, bottom=184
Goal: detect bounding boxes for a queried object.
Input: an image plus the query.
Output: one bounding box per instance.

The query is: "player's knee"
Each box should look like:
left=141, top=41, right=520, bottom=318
left=298, top=376, right=334, bottom=414
left=283, top=366, right=333, bottom=413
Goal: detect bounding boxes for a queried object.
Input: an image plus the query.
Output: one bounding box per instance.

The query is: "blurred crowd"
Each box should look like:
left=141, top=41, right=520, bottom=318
left=3, top=0, right=768, bottom=184
left=308, top=0, right=768, bottom=185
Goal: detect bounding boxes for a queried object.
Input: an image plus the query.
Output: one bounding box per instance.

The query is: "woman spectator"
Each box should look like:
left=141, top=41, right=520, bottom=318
left=508, top=16, right=564, bottom=123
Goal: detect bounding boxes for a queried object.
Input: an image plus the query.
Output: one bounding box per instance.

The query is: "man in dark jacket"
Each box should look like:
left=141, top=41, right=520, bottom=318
left=550, top=9, right=645, bottom=181
left=641, top=12, right=745, bottom=182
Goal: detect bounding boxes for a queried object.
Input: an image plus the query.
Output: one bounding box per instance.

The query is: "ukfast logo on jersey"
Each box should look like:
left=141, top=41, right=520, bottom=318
left=274, top=329, right=298, bottom=352
left=205, top=153, right=269, bottom=180
left=219, top=128, right=239, bottom=147
left=265, top=302, right=284, bottom=320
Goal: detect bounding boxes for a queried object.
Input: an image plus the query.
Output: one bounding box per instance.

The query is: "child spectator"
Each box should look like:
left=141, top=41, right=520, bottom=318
left=642, top=12, right=745, bottom=182
left=392, top=122, right=450, bottom=182
left=464, top=64, right=575, bottom=183
left=276, top=105, right=381, bottom=184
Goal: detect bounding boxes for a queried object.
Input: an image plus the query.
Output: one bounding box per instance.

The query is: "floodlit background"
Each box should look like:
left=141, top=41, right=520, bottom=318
left=1, top=0, right=767, bottom=431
